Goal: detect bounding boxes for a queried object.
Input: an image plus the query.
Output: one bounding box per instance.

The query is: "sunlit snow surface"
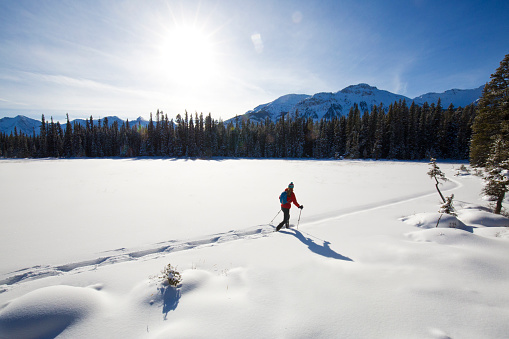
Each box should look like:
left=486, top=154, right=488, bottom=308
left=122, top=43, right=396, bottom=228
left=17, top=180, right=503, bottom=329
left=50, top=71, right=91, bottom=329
left=1, top=159, right=508, bottom=338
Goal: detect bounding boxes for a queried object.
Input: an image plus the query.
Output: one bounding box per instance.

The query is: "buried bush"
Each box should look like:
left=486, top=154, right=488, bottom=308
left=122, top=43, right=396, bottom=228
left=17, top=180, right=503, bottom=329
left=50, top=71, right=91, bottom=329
left=156, top=263, right=182, bottom=287
left=439, top=194, right=457, bottom=216
left=436, top=194, right=457, bottom=228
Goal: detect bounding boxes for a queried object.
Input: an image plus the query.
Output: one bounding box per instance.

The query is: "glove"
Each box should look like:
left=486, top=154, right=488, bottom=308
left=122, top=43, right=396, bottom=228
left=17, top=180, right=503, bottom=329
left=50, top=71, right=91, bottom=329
left=299, top=205, right=304, bottom=209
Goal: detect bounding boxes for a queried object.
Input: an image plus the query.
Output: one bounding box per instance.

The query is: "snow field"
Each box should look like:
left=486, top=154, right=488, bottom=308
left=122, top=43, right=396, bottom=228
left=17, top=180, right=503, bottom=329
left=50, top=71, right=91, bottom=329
left=1, top=159, right=508, bottom=338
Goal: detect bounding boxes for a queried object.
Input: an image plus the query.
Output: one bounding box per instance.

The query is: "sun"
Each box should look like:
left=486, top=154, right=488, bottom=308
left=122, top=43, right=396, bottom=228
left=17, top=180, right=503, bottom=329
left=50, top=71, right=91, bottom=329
left=157, top=24, right=218, bottom=87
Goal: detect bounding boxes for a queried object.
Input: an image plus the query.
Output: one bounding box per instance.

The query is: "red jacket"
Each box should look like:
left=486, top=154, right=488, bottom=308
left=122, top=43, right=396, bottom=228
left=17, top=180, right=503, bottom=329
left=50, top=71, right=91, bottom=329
left=280, top=188, right=301, bottom=209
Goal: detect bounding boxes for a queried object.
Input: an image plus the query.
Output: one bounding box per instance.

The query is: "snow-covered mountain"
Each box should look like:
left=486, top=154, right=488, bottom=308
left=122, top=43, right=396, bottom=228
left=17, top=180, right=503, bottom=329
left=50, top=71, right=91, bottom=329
left=0, top=115, right=149, bottom=136
left=292, top=84, right=411, bottom=120
left=0, top=115, right=41, bottom=136
left=71, top=116, right=149, bottom=129
left=1, top=84, right=484, bottom=134
left=240, top=83, right=484, bottom=122
left=413, top=86, right=484, bottom=107
left=243, top=94, right=312, bottom=121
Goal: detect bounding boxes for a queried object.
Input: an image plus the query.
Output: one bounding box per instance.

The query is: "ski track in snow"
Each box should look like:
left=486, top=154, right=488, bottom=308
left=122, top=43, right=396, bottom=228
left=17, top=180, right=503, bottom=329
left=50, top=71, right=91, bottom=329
left=304, top=175, right=463, bottom=226
left=0, top=178, right=461, bottom=291
left=0, top=226, right=274, bottom=290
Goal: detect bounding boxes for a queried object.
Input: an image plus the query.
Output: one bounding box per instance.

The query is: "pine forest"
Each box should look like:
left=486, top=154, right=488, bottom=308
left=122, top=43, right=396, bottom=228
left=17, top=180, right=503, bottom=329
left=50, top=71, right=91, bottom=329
left=0, top=100, right=476, bottom=161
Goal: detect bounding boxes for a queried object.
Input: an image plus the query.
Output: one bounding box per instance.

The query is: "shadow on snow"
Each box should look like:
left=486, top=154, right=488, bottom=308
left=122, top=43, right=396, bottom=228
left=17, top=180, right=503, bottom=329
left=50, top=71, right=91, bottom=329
left=280, top=229, right=353, bottom=262
left=158, top=285, right=181, bottom=320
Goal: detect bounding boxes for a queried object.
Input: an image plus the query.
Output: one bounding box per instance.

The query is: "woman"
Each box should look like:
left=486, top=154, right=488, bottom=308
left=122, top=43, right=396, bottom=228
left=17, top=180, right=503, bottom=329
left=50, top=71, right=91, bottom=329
left=276, top=182, right=303, bottom=231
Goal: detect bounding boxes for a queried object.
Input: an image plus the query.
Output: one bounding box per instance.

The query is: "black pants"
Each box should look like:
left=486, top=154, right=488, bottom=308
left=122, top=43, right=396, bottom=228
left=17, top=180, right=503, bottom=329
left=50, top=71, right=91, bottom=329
left=276, top=208, right=290, bottom=231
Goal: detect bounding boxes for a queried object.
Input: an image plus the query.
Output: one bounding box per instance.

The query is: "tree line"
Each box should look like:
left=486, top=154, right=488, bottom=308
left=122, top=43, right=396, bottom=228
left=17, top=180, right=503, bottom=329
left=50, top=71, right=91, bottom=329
left=0, top=100, right=476, bottom=160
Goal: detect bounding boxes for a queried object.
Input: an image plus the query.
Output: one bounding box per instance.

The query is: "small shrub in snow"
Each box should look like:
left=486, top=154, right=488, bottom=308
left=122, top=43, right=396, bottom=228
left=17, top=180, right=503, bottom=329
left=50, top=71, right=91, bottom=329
left=436, top=194, right=457, bottom=228
left=455, top=164, right=470, bottom=176
left=473, top=168, right=484, bottom=177
left=439, top=194, right=457, bottom=216
left=156, top=264, right=182, bottom=287
left=448, top=221, right=458, bottom=228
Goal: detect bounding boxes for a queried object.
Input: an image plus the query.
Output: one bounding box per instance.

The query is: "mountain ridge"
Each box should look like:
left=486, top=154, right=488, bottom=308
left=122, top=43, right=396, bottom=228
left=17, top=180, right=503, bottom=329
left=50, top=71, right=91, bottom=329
left=1, top=83, right=484, bottom=135
left=0, top=115, right=149, bottom=136
left=240, top=83, right=483, bottom=123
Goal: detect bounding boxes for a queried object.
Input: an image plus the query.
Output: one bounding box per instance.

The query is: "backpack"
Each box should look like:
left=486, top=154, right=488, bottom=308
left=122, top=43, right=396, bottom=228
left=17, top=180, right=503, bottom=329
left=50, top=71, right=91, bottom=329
left=279, top=190, right=288, bottom=204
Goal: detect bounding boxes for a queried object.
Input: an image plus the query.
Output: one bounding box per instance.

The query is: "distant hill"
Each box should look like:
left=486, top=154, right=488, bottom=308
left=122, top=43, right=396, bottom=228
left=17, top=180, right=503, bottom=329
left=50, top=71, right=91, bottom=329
left=0, top=115, right=150, bottom=136
left=235, top=83, right=484, bottom=123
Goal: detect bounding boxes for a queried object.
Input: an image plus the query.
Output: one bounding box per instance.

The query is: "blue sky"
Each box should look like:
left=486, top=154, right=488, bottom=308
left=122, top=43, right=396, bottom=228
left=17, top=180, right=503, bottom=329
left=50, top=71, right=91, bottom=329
left=0, top=0, right=508, bottom=122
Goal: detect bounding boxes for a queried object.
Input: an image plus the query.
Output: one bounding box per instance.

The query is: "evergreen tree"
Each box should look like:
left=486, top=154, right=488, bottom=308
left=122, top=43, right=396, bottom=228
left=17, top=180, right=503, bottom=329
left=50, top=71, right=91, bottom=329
left=197, top=113, right=205, bottom=157
left=73, top=122, right=85, bottom=157
left=188, top=115, right=197, bottom=157
left=399, top=100, right=410, bottom=159
left=470, top=53, right=509, bottom=166
left=427, top=158, right=448, bottom=203
left=335, top=116, right=346, bottom=158
left=147, top=113, right=155, bottom=156
left=372, top=106, right=385, bottom=159
left=63, top=114, right=73, bottom=157
left=263, top=117, right=276, bottom=157
left=313, top=119, right=326, bottom=158
left=457, top=104, right=476, bottom=159
left=47, top=117, right=56, bottom=157
left=482, top=136, right=509, bottom=214
left=174, top=114, right=185, bottom=157
left=407, top=102, right=419, bottom=159
left=345, top=104, right=361, bottom=158
left=39, top=114, right=48, bottom=157
left=204, top=113, right=214, bottom=157
left=387, top=103, right=400, bottom=159
left=427, top=102, right=441, bottom=157
left=358, top=111, right=371, bottom=158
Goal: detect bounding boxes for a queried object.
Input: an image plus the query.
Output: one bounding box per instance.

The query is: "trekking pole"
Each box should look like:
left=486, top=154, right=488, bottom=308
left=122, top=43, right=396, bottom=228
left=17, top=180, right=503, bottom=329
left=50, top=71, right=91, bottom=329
left=297, top=209, right=302, bottom=229
left=270, top=209, right=281, bottom=224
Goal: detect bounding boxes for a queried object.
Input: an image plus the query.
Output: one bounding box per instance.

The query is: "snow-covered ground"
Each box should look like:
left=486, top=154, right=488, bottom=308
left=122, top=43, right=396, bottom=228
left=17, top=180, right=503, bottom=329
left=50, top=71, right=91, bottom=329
left=0, top=159, right=508, bottom=338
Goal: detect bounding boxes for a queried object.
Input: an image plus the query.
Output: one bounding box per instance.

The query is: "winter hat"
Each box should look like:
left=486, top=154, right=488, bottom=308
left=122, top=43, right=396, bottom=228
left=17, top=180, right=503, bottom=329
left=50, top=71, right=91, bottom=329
left=288, top=182, right=294, bottom=189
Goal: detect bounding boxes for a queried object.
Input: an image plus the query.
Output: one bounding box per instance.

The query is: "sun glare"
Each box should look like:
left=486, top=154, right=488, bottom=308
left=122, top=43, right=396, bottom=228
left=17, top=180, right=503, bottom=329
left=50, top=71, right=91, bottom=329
left=158, top=25, right=217, bottom=87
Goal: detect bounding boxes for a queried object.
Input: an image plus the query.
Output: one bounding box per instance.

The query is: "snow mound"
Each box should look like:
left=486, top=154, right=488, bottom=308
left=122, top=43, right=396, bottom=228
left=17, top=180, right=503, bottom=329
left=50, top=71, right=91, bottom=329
left=179, top=269, right=212, bottom=295
left=402, top=209, right=509, bottom=241
left=179, top=267, right=248, bottom=299
left=400, top=212, right=467, bottom=230
left=148, top=268, right=250, bottom=338
left=473, top=227, right=509, bottom=240
left=0, top=285, right=106, bottom=338
left=405, top=227, right=486, bottom=246
left=457, top=208, right=509, bottom=227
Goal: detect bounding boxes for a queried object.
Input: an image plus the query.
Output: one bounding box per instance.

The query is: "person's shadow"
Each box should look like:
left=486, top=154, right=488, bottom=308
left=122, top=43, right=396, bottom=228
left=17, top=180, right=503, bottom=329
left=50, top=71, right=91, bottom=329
left=281, top=229, right=353, bottom=261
